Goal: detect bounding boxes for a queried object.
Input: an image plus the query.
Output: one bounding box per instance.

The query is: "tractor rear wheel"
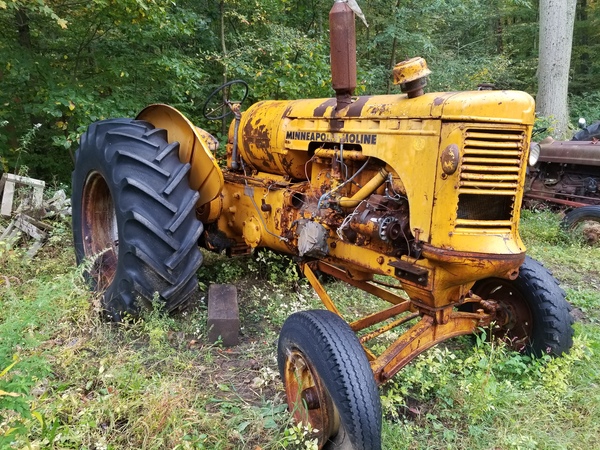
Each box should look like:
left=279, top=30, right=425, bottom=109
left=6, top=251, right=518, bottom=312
left=72, top=119, right=203, bottom=320
left=278, top=310, right=382, bottom=450
left=571, top=121, right=600, bottom=141
left=471, top=256, right=573, bottom=356
left=562, top=205, right=600, bottom=246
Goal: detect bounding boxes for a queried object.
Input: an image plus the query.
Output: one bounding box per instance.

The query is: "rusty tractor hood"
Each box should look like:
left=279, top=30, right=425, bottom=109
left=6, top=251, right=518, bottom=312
left=268, top=90, right=536, bottom=125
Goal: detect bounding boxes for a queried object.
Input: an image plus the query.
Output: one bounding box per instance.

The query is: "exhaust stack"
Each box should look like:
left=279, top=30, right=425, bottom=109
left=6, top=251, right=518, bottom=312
left=329, top=0, right=356, bottom=111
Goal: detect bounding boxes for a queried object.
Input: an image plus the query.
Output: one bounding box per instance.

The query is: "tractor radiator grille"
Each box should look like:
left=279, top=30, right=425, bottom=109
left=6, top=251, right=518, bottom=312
left=456, top=128, right=526, bottom=230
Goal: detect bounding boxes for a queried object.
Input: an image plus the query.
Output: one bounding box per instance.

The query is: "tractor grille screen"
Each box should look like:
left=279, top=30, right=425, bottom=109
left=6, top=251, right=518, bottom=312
left=455, top=128, right=525, bottom=231
left=457, top=194, right=513, bottom=221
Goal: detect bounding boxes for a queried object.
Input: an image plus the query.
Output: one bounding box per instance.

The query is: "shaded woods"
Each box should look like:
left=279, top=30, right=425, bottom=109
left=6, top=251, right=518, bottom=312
left=1, top=0, right=599, bottom=183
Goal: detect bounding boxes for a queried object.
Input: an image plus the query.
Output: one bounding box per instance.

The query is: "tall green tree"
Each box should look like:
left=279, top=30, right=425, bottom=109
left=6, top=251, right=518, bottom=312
left=537, top=0, right=577, bottom=138
left=0, top=0, right=212, bottom=181
left=0, top=0, right=598, bottom=183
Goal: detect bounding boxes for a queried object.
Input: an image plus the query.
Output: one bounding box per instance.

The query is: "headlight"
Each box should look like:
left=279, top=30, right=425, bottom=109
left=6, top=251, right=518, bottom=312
left=528, top=142, right=541, bottom=166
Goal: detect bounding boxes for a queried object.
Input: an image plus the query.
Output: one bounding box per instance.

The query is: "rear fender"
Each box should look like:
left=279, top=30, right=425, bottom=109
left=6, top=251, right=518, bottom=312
left=137, top=104, right=224, bottom=207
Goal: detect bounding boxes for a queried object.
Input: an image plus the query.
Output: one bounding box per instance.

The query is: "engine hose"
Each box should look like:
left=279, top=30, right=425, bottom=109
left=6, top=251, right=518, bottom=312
left=338, top=168, right=389, bottom=208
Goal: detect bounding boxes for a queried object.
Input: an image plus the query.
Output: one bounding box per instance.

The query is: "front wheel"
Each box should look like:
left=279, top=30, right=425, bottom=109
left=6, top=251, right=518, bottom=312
left=278, top=310, right=382, bottom=450
left=471, top=256, right=574, bottom=356
left=72, top=119, right=204, bottom=320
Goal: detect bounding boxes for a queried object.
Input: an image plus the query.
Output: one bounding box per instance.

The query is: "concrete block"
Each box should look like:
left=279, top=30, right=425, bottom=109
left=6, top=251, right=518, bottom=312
left=207, top=284, right=240, bottom=347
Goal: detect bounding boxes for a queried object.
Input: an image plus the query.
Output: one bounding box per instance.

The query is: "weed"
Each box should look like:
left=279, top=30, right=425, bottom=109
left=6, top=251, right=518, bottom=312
left=139, top=293, right=179, bottom=350
left=250, top=249, right=300, bottom=285
left=279, top=421, right=319, bottom=449
left=198, top=248, right=300, bottom=289
left=0, top=123, right=41, bottom=173
left=567, top=287, right=600, bottom=322
left=519, top=209, right=570, bottom=246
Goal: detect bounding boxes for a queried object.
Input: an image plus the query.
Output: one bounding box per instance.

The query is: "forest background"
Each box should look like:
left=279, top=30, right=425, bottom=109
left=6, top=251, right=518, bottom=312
left=0, top=0, right=599, bottom=184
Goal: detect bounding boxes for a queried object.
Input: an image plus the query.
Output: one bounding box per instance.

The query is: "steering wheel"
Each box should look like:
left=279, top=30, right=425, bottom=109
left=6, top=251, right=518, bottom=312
left=202, top=80, right=249, bottom=120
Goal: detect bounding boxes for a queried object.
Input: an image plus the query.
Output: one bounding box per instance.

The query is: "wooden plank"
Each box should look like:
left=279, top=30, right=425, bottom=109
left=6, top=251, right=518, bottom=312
left=0, top=220, right=20, bottom=249
left=4, top=173, right=45, bottom=189
left=0, top=220, right=16, bottom=240
left=1, top=180, right=15, bottom=216
left=20, top=214, right=53, bottom=231
left=31, top=185, right=44, bottom=210
left=25, top=240, right=45, bottom=259
left=0, top=173, right=7, bottom=194
left=1, top=174, right=46, bottom=215
left=14, top=214, right=46, bottom=241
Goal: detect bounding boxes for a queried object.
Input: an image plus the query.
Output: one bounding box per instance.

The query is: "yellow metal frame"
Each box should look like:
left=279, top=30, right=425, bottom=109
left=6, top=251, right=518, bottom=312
left=302, top=261, right=493, bottom=385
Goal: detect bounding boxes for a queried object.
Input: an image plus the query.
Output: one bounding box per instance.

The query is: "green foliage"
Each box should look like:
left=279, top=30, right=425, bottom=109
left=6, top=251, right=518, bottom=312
left=198, top=251, right=249, bottom=287
left=1, top=0, right=598, bottom=184
left=1, top=203, right=600, bottom=448
left=0, top=219, right=84, bottom=446
left=518, top=209, right=570, bottom=245
left=279, top=421, right=319, bottom=449
left=139, top=294, right=180, bottom=350
left=0, top=122, right=41, bottom=174
left=570, top=92, right=600, bottom=123
left=250, top=249, right=299, bottom=285
left=567, top=288, right=600, bottom=322
left=216, top=25, right=332, bottom=101
left=532, top=114, right=560, bottom=140
left=199, top=249, right=299, bottom=288
left=380, top=334, right=594, bottom=448
left=0, top=0, right=211, bottom=182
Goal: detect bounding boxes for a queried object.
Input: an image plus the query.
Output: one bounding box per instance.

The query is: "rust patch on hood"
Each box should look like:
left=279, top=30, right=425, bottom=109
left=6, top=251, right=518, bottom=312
left=242, top=117, right=276, bottom=168
left=346, top=96, right=372, bottom=117
left=329, top=119, right=344, bottom=133
left=243, top=118, right=269, bottom=149
left=314, top=98, right=337, bottom=117
left=433, top=97, right=445, bottom=106
left=282, top=104, right=294, bottom=118
left=367, top=103, right=391, bottom=115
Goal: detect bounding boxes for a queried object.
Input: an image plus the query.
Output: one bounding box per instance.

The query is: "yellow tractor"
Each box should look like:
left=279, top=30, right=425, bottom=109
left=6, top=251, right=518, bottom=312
left=71, top=2, right=573, bottom=449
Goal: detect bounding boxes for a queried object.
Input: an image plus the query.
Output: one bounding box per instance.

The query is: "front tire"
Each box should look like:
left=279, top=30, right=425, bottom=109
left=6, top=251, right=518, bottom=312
left=278, top=310, right=382, bottom=450
left=471, top=256, right=574, bottom=356
left=72, top=119, right=203, bottom=320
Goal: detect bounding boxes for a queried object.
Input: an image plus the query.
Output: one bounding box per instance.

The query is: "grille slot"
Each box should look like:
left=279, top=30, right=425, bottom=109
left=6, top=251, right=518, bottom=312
left=456, top=128, right=526, bottom=230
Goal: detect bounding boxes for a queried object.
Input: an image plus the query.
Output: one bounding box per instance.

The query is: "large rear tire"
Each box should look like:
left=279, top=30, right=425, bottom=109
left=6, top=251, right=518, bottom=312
left=72, top=119, right=203, bottom=320
left=278, top=310, right=382, bottom=450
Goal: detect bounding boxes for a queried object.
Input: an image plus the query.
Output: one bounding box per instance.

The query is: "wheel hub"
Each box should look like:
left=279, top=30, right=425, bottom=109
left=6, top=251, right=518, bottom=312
left=284, top=349, right=338, bottom=447
left=473, top=280, right=533, bottom=351
left=81, top=171, right=119, bottom=291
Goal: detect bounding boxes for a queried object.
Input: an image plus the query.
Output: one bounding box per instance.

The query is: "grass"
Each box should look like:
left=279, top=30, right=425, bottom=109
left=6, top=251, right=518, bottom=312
left=0, top=209, right=599, bottom=449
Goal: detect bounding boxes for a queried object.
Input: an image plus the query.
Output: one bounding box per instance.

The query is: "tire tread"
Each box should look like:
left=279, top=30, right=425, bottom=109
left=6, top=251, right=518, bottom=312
left=72, top=118, right=203, bottom=319
left=278, top=310, right=382, bottom=450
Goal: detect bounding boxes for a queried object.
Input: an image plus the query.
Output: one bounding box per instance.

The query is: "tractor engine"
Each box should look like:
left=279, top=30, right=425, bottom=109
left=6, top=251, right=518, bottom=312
left=527, top=137, right=600, bottom=206
left=198, top=86, right=535, bottom=313
left=191, top=0, right=537, bottom=317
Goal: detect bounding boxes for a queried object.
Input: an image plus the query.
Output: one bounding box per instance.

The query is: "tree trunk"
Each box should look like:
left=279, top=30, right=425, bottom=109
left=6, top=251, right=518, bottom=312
left=220, top=0, right=228, bottom=136
left=536, top=0, right=577, bottom=139
left=16, top=8, right=32, bottom=49
left=386, top=0, right=401, bottom=95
